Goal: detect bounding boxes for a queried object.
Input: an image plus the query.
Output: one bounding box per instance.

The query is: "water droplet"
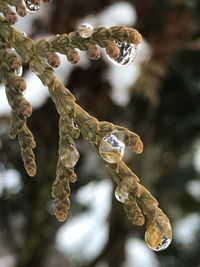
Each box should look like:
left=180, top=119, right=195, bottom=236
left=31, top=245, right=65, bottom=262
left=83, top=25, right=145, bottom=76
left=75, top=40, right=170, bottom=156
left=156, top=235, right=171, bottom=251
left=22, top=32, right=27, bottom=37
left=78, top=23, right=94, bottom=38
left=99, top=131, right=125, bottom=163
left=145, top=229, right=172, bottom=251
left=15, top=66, right=23, bottom=76
left=107, top=42, right=137, bottom=66
left=115, top=181, right=129, bottom=203
left=24, top=0, right=40, bottom=13
left=60, top=144, right=80, bottom=168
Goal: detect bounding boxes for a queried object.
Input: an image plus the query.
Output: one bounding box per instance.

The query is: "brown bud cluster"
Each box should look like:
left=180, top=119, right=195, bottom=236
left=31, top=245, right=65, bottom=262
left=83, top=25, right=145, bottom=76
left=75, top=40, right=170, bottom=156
left=5, top=11, right=18, bottom=25
left=14, top=77, right=27, bottom=92
left=106, top=40, right=120, bottom=59
left=128, top=29, right=142, bottom=45
left=47, top=53, right=61, bottom=68
left=5, top=42, right=12, bottom=49
left=16, top=3, right=27, bottom=17
left=87, top=44, right=101, bottom=60
left=11, top=58, right=22, bottom=71
left=20, top=103, right=33, bottom=118
left=66, top=49, right=80, bottom=64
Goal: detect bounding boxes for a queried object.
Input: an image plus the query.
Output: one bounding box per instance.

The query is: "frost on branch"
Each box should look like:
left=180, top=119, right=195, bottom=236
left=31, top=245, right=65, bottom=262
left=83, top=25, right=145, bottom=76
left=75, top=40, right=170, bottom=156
left=0, top=0, right=172, bottom=250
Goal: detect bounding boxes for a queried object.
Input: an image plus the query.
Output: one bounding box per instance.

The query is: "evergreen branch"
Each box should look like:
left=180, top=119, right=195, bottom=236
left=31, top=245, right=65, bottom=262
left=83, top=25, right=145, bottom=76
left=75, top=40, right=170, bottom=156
left=0, top=5, right=172, bottom=250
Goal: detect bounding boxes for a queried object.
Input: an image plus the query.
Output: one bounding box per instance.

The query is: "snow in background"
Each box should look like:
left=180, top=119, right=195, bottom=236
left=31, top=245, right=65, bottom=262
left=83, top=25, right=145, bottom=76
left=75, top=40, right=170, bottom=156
left=0, top=1, right=151, bottom=116
left=174, top=213, right=200, bottom=250
left=0, top=1, right=199, bottom=265
left=77, top=2, right=137, bottom=28
left=186, top=179, right=200, bottom=201
left=56, top=180, right=113, bottom=263
left=125, top=238, right=160, bottom=267
left=0, top=168, right=22, bottom=196
left=78, top=2, right=152, bottom=106
left=0, top=255, right=16, bottom=267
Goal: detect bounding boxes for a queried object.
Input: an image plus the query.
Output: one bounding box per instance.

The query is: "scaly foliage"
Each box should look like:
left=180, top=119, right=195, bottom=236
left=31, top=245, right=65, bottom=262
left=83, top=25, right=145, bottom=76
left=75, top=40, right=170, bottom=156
left=0, top=0, right=172, bottom=251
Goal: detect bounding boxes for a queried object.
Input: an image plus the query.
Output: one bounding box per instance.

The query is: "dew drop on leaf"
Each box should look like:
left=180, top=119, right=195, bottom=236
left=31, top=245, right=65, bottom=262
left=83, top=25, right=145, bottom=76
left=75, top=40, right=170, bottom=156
left=107, top=42, right=137, bottom=66
left=115, top=181, right=129, bottom=203
left=99, top=131, right=125, bottom=163
left=60, top=144, right=80, bottom=168
left=22, top=32, right=27, bottom=37
left=15, top=66, right=23, bottom=77
left=78, top=23, right=94, bottom=38
left=145, top=229, right=172, bottom=251
left=24, top=0, right=40, bottom=13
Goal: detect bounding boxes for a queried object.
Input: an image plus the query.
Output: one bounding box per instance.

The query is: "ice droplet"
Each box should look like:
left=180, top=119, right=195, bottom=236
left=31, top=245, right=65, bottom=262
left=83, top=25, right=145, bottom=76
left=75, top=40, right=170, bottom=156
left=99, top=131, right=125, bottom=163
left=115, top=181, right=129, bottom=203
left=78, top=23, right=94, bottom=38
left=145, top=230, right=172, bottom=251
left=107, top=42, right=137, bottom=66
left=60, top=144, right=80, bottom=168
left=15, top=66, right=23, bottom=76
left=24, top=0, right=40, bottom=13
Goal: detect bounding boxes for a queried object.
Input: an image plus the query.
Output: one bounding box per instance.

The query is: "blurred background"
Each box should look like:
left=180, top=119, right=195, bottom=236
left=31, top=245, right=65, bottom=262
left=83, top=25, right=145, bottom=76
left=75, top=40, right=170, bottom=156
left=1, top=0, right=200, bottom=266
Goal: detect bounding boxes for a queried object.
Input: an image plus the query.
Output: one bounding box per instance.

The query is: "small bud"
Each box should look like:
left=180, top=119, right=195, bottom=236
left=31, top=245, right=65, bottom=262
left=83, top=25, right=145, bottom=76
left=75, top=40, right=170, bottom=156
left=5, top=11, right=18, bottom=25
left=66, top=49, right=80, bottom=64
left=69, top=173, right=77, bottom=183
left=5, top=42, right=12, bottom=49
left=55, top=209, right=68, bottom=222
left=26, top=163, right=36, bottom=177
left=20, top=104, right=33, bottom=118
left=128, top=29, right=142, bottom=45
left=16, top=3, right=28, bottom=17
left=106, top=41, right=120, bottom=60
left=14, top=77, right=27, bottom=92
left=87, top=44, right=101, bottom=60
left=11, top=58, right=22, bottom=70
left=47, top=53, right=61, bottom=68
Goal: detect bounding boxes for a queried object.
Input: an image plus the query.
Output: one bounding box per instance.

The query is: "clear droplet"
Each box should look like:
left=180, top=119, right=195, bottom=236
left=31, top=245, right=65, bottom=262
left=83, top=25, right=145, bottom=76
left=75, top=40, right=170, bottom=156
left=15, top=66, right=23, bottom=76
left=22, top=32, right=27, bottom=37
left=156, top=235, right=171, bottom=251
left=60, top=144, right=80, bottom=168
left=99, top=131, right=125, bottom=163
left=145, top=229, right=172, bottom=251
left=24, top=0, right=40, bottom=13
left=107, top=42, right=137, bottom=66
left=78, top=23, right=94, bottom=38
left=115, top=181, right=129, bottom=203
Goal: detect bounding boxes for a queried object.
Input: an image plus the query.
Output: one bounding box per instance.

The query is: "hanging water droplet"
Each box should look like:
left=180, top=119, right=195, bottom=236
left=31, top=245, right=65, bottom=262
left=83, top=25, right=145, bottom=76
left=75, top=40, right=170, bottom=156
left=107, top=42, right=137, bottom=66
left=60, top=144, right=80, bottom=168
left=156, top=235, right=171, bottom=251
left=145, top=229, right=172, bottom=251
left=78, top=23, right=94, bottom=38
left=15, top=66, right=23, bottom=76
left=115, top=181, right=129, bottom=203
left=24, top=0, right=40, bottom=13
left=22, top=32, right=27, bottom=37
left=99, top=131, right=125, bottom=163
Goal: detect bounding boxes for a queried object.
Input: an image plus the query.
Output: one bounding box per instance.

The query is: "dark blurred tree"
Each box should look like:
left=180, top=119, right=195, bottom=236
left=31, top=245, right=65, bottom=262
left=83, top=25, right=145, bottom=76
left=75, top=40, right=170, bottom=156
left=1, top=1, right=200, bottom=267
